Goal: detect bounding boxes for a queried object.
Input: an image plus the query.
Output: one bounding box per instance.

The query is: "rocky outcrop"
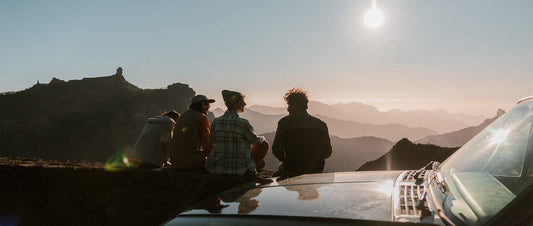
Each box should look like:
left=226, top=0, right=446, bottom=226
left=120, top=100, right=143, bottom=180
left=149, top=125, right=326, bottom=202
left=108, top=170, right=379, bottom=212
left=0, top=157, right=273, bottom=226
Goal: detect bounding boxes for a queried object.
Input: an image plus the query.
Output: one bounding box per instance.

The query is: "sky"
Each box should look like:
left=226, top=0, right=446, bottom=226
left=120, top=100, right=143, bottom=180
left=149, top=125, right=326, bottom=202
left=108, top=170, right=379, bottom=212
left=1, top=0, right=532, bottom=117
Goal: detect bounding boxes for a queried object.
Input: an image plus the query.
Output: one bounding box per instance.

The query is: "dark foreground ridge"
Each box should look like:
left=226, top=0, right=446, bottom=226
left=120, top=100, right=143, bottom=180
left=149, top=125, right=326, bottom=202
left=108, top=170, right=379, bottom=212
left=357, top=138, right=459, bottom=171
left=0, top=157, right=273, bottom=226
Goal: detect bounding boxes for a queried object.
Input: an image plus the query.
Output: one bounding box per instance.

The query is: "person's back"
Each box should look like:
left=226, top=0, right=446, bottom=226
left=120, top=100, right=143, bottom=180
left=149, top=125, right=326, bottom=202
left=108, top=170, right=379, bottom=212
left=131, top=115, right=175, bottom=167
left=274, top=111, right=331, bottom=174
left=273, top=88, right=332, bottom=177
left=170, top=95, right=215, bottom=170
left=171, top=109, right=206, bottom=169
left=205, top=90, right=269, bottom=176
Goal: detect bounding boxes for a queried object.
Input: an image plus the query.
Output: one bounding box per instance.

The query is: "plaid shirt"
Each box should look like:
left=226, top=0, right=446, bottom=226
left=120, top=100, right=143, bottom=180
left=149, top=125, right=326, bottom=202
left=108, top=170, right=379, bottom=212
left=205, top=111, right=265, bottom=175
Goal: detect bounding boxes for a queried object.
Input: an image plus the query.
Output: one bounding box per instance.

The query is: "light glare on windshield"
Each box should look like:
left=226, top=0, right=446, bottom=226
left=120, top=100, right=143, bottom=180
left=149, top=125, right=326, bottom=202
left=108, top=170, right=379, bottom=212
left=489, top=129, right=509, bottom=145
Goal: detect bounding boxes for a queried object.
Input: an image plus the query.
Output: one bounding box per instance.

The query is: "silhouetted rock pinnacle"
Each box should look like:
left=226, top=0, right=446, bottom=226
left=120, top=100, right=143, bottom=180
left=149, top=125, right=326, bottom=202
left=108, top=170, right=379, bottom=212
left=115, top=67, right=123, bottom=76
left=497, top=108, right=505, bottom=117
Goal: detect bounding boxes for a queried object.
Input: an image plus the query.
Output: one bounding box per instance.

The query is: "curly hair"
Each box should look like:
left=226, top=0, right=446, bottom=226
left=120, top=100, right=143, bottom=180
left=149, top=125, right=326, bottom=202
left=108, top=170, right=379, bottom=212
left=284, top=88, right=308, bottom=110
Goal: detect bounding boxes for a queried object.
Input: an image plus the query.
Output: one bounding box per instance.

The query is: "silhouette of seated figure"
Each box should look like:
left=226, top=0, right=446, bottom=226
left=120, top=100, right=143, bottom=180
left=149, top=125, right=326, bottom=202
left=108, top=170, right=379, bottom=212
left=283, top=128, right=330, bottom=174
left=273, top=88, right=332, bottom=179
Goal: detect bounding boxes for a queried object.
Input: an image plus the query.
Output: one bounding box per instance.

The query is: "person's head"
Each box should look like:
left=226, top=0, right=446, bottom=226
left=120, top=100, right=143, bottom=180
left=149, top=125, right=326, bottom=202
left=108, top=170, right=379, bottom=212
left=163, top=110, right=180, bottom=122
left=190, top=95, right=215, bottom=114
left=284, top=88, right=308, bottom=113
left=222, top=90, right=246, bottom=113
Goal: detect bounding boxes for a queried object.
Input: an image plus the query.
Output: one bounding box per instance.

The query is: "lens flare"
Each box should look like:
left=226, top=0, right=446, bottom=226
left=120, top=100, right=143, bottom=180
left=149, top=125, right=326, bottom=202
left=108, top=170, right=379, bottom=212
left=106, top=150, right=132, bottom=171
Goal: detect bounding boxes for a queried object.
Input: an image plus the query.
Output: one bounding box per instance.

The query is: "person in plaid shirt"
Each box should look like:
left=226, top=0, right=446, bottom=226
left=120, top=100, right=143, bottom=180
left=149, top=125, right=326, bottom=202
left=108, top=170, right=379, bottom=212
left=205, top=90, right=270, bottom=176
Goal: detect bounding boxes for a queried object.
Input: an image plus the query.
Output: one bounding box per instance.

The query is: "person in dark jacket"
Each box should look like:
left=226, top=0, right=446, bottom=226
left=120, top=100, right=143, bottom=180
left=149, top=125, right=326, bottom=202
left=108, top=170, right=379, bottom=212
left=272, top=88, right=332, bottom=178
left=170, top=95, right=215, bottom=170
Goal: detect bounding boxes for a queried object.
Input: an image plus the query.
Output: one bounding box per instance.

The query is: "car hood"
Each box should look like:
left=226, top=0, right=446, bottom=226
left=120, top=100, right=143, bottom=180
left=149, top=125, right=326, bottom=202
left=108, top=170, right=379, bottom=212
left=181, top=171, right=403, bottom=222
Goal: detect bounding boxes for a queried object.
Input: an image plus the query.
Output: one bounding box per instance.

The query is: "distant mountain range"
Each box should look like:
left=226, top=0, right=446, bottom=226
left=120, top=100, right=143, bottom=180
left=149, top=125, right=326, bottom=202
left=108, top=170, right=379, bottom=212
left=415, top=109, right=504, bottom=147
left=0, top=69, right=195, bottom=161
left=260, top=132, right=394, bottom=172
left=357, top=138, right=459, bottom=171
left=248, top=101, right=486, bottom=134
left=213, top=107, right=437, bottom=141
left=350, top=111, right=502, bottom=171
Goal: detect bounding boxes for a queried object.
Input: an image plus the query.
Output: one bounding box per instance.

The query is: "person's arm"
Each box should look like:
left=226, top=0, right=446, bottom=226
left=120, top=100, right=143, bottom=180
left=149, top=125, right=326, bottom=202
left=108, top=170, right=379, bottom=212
left=199, top=116, right=213, bottom=157
left=163, top=121, right=176, bottom=164
left=272, top=120, right=286, bottom=162
left=242, top=120, right=265, bottom=146
left=321, top=122, right=332, bottom=159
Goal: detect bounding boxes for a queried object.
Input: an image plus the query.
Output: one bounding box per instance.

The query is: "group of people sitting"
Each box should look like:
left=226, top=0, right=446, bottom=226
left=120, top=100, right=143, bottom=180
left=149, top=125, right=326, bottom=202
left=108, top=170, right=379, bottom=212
left=129, top=88, right=332, bottom=178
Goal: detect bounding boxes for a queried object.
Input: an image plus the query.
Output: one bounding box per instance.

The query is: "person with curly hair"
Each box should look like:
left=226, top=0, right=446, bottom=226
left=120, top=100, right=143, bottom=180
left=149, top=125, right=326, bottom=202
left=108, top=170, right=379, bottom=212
left=273, top=88, right=332, bottom=178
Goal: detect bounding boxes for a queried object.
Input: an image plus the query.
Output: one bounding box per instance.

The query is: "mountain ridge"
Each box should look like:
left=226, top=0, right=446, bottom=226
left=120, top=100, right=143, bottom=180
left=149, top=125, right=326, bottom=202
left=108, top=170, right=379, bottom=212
left=249, top=100, right=485, bottom=133
left=213, top=107, right=439, bottom=141
left=1, top=68, right=195, bottom=161
left=415, top=109, right=504, bottom=147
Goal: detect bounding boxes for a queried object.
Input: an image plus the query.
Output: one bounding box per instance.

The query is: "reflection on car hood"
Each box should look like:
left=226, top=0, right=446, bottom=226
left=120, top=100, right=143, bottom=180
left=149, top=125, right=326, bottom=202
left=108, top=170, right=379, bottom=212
left=182, top=171, right=402, bottom=222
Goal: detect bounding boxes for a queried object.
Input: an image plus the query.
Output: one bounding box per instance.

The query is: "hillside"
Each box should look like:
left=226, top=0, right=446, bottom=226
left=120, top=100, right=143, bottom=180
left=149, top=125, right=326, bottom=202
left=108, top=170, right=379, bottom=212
left=0, top=68, right=195, bottom=162
left=239, top=109, right=284, bottom=134
left=415, top=109, right=504, bottom=147
left=357, top=138, right=458, bottom=171
left=325, top=136, right=394, bottom=172
left=260, top=132, right=394, bottom=172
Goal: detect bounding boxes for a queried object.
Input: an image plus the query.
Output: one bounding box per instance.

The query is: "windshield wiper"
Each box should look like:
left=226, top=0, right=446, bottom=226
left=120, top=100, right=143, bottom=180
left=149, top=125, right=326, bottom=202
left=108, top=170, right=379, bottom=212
left=413, top=161, right=440, bottom=219
left=414, top=161, right=440, bottom=185
left=416, top=188, right=432, bottom=219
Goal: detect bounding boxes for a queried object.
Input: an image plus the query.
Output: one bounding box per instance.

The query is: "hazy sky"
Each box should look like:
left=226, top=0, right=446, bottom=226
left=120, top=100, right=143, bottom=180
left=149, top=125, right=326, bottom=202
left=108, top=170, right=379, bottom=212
left=1, top=0, right=532, bottom=117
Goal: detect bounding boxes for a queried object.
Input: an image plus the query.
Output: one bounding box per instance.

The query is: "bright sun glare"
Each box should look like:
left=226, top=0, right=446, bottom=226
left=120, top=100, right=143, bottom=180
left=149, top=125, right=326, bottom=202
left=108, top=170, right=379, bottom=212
left=364, top=0, right=385, bottom=29
left=490, top=129, right=509, bottom=145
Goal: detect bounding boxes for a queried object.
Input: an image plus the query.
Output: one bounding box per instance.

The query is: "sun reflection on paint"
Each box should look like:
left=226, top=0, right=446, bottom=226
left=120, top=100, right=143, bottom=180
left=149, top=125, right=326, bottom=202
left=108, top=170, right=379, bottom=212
left=376, top=180, right=394, bottom=195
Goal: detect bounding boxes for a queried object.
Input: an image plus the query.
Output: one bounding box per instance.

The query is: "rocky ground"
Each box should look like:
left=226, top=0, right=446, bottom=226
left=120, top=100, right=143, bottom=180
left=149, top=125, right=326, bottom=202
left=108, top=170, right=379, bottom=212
left=0, top=157, right=273, bottom=226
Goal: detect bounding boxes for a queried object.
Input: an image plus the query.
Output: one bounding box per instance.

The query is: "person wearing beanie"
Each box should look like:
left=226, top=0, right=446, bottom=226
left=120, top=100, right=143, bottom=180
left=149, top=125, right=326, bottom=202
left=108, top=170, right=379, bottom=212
left=272, top=88, right=332, bottom=179
left=169, top=95, right=215, bottom=170
left=205, top=90, right=270, bottom=176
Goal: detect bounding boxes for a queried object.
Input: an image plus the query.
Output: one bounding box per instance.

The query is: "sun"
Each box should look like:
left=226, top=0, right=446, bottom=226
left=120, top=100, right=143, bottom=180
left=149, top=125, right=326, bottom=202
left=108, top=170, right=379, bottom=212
left=364, top=0, right=384, bottom=29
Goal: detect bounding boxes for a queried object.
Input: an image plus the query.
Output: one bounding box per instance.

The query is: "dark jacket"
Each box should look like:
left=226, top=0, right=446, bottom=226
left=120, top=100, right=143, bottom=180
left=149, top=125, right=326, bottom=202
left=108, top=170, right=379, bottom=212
left=272, top=110, right=332, bottom=174
left=170, top=109, right=212, bottom=169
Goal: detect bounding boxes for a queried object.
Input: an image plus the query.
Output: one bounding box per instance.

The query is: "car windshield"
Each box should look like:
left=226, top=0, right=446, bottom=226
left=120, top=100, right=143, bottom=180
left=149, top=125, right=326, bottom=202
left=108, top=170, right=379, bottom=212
left=438, top=99, right=533, bottom=225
